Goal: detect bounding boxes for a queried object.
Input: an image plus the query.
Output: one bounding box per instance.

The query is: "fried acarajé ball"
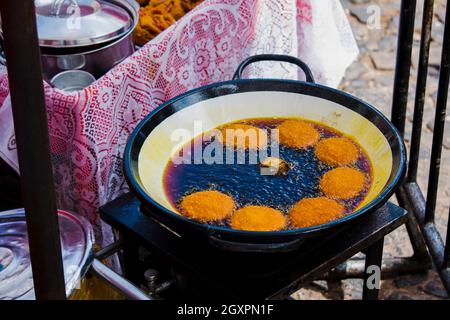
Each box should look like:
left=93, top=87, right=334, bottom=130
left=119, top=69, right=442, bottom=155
left=219, top=123, right=268, bottom=150
left=134, top=0, right=204, bottom=46
left=288, top=197, right=345, bottom=228
left=315, top=137, right=359, bottom=166
left=320, top=167, right=366, bottom=199
left=230, top=206, right=287, bottom=231
left=179, top=190, right=235, bottom=222
left=277, top=120, right=320, bottom=149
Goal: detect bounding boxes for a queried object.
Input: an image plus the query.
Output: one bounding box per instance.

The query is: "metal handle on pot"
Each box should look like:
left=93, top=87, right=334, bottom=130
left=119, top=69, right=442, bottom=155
left=51, top=0, right=79, bottom=16
left=91, top=259, right=153, bottom=300
left=232, top=54, right=316, bottom=83
left=208, top=235, right=304, bottom=253
left=91, top=241, right=154, bottom=300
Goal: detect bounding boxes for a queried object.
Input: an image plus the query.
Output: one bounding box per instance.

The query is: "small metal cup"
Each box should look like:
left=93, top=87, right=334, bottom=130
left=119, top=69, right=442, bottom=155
left=56, top=55, right=86, bottom=70
left=50, top=70, right=96, bottom=91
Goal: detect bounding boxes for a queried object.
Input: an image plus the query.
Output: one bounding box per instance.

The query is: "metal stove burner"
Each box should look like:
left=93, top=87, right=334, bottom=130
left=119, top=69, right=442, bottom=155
left=100, top=193, right=408, bottom=299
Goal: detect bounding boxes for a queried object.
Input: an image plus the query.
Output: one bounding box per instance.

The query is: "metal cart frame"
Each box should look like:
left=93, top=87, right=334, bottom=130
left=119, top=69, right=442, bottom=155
left=0, top=0, right=449, bottom=299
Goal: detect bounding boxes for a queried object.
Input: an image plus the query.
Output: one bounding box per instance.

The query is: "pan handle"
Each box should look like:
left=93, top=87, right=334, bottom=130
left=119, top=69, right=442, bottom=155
left=232, top=54, right=315, bottom=83
left=208, top=235, right=304, bottom=253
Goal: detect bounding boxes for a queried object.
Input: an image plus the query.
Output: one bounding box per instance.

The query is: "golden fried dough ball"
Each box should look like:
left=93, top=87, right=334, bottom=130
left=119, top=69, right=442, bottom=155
left=315, top=137, right=359, bottom=166
left=219, top=123, right=268, bottom=150
left=277, top=120, right=320, bottom=149
left=288, top=197, right=345, bottom=228
left=230, top=206, right=287, bottom=231
left=320, top=167, right=366, bottom=199
left=180, top=190, right=235, bottom=222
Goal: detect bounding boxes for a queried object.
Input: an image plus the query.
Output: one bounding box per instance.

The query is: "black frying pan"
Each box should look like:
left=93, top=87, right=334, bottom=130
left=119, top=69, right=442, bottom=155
left=124, top=55, right=406, bottom=252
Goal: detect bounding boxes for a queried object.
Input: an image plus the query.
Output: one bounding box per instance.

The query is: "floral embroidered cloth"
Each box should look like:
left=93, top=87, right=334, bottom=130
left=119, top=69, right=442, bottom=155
left=0, top=0, right=358, bottom=245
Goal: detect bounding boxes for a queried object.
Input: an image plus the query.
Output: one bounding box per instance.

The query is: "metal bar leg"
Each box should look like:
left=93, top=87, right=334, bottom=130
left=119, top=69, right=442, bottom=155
left=0, top=0, right=66, bottom=299
left=122, top=236, right=142, bottom=286
left=323, top=256, right=428, bottom=280
left=396, top=188, right=432, bottom=265
left=425, top=0, right=450, bottom=224
left=91, top=260, right=152, bottom=300
left=362, top=238, right=384, bottom=300
left=407, top=0, right=435, bottom=182
left=402, top=183, right=450, bottom=294
left=391, top=0, right=417, bottom=136
left=405, top=213, right=432, bottom=262
left=444, top=206, right=450, bottom=269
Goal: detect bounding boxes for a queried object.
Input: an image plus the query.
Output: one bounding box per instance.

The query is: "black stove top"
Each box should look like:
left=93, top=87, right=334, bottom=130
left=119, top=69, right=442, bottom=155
left=100, top=193, right=407, bottom=299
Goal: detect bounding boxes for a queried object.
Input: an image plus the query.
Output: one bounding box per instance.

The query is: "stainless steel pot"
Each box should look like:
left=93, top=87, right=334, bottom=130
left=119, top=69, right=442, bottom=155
left=0, top=0, right=139, bottom=81
left=40, top=28, right=137, bottom=81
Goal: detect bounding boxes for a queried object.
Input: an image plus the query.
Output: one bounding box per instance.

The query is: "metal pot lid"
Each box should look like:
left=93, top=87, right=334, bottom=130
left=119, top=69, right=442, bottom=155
left=35, top=0, right=132, bottom=48
left=0, top=208, right=94, bottom=300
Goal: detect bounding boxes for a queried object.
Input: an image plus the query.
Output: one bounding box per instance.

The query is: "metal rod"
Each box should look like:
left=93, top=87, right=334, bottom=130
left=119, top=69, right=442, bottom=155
left=399, top=183, right=427, bottom=223
left=422, top=223, right=450, bottom=292
left=391, top=0, right=418, bottom=136
left=362, top=238, right=384, bottom=300
left=422, top=222, right=446, bottom=269
left=405, top=214, right=432, bottom=260
left=396, top=189, right=432, bottom=262
left=444, top=206, right=450, bottom=269
left=91, top=260, right=153, bottom=300
left=401, top=182, right=450, bottom=293
left=323, top=256, right=430, bottom=280
left=0, top=1, right=66, bottom=299
left=95, top=240, right=123, bottom=261
left=407, top=0, right=435, bottom=182
left=425, top=0, right=450, bottom=223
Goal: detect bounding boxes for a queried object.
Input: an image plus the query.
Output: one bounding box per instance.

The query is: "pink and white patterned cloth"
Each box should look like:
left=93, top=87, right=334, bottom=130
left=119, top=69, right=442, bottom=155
left=0, top=0, right=358, bottom=245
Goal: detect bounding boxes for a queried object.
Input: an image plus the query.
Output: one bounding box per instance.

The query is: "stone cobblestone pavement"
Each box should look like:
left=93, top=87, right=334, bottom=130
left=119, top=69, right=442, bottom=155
left=293, top=0, right=449, bottom=300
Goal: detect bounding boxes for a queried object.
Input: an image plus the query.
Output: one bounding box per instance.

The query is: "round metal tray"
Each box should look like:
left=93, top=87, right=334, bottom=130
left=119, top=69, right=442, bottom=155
left=0, top=208, right=94, bottom=300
